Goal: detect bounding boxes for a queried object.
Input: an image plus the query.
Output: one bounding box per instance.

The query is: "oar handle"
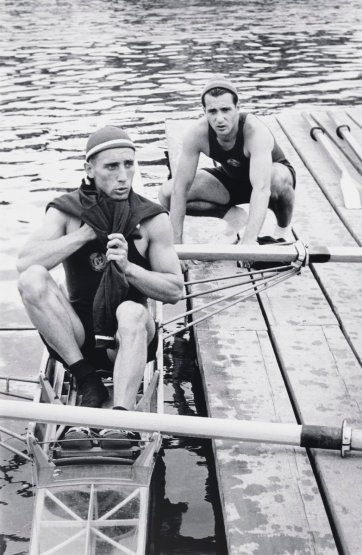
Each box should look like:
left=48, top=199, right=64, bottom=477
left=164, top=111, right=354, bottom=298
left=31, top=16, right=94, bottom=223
left=302, top=112, right=324, bottom=141
left=327, top=110, right=351, bottom=139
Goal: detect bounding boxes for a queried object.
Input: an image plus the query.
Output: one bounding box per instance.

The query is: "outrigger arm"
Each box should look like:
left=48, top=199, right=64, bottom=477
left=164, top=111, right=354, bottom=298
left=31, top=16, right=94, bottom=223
left=1, top=400, right=362, bottom=458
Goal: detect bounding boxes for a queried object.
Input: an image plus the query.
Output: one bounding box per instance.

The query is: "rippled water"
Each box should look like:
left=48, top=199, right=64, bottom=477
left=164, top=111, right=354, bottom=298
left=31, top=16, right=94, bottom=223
left=1, top=0, right=362, bottom=553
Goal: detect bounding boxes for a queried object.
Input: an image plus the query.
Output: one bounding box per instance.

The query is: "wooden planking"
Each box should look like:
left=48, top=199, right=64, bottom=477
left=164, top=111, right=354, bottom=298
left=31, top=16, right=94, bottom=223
left=268, top=324, right=362, bottom=555
left=277, top=111, right=362, bottom=243
left=266, top=115, right=362, bottom=364
left=347, top=107, right=362, bottom=130
left=258, top=114, right=362, bottom=553
left=192, top=289, right=337, bottom=554
left=192, top=284, right=337, bottom=554
left=185, top=262, right=267, bottom=332
left=166, top=119, right=337, bottom=554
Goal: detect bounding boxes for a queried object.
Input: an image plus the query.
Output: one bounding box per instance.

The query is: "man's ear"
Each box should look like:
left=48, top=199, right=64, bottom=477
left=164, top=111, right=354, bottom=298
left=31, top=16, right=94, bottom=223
left=84, top=161, right=94, bottom=179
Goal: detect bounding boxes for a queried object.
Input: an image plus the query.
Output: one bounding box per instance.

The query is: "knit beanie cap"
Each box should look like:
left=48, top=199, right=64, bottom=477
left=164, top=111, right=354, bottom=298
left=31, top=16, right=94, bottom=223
left=201, top=78, right=239, bottom=105
left=85, top=126, right=135, bottom=161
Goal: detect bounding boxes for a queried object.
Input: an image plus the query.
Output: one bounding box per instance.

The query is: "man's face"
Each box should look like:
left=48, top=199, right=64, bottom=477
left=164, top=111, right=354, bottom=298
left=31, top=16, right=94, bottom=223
left=86, top=147, right=135, bottom=200
left=204, top=92, right=239, bottom=137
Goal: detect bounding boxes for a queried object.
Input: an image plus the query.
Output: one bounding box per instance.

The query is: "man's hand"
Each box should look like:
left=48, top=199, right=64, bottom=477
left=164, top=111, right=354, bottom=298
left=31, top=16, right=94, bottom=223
left=180, top=259, right=189, bottom=273
left=106, top=233, right=129, bottom=272
left=236, top=236, right=259, bottom=268
left=80, top=223, right=97, bottom=242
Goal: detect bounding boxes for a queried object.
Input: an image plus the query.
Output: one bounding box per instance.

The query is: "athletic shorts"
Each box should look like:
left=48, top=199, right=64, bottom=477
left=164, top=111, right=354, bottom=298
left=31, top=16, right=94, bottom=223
left=41, top=302, right=159, bottom=370
left=202, top=160, right=296, bottom=206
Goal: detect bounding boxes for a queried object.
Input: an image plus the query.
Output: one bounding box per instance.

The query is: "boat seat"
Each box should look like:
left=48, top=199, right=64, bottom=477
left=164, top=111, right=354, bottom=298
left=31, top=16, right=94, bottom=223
left=95, top=335, right=116, bottom=349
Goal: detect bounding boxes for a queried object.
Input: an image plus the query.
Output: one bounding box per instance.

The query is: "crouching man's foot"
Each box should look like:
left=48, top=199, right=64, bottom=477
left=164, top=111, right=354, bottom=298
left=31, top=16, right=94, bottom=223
left=250, top=236, right=287, bottom=271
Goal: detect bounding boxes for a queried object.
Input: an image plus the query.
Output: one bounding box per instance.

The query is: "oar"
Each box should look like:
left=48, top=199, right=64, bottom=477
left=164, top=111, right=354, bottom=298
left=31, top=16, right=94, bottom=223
left=328, top=110, right=362, bottom=164
left=1, top=400, right=361, bottom=457
left=303, top=112, right=361, bottom=209
left=175, top=242, right=362, bottom=264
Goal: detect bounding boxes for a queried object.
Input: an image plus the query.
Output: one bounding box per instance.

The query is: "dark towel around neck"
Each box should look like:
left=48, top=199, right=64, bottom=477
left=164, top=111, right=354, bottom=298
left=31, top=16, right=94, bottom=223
left=47, top=180, right=166, bottom=336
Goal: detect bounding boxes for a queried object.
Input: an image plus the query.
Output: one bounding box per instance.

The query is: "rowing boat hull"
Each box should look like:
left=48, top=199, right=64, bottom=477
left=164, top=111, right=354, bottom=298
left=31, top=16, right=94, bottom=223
left=27, top=303, right=163, bottom=555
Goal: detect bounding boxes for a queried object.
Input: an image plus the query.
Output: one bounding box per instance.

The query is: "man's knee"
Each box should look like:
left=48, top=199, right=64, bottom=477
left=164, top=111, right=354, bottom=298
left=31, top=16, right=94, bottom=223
left=270, top=165, right=294, bottom=201
left=18, top=265, right=51, bottom=303
left=115, top=301, right=148, bottom=336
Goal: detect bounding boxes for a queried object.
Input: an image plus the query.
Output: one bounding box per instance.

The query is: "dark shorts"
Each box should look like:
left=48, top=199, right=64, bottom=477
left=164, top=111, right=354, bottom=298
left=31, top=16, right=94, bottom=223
left=202, top=160, right=296, bottom=206
left=41, top=303, right=159, bottom=370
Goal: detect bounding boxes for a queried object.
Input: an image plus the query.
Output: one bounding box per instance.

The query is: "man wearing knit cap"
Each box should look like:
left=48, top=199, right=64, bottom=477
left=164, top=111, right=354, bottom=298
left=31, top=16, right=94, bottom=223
left=159, top=77, right=296, bottom=267
left=17, top=125, right=183, bottom=446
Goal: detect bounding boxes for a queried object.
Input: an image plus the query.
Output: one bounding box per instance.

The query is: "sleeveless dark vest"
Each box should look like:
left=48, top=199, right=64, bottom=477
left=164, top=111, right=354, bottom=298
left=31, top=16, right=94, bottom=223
left=47, top=184, right=166, bottom=335
left=208, top=112, right=289, bottom=178
left=64, top=237, right=150, bottom=308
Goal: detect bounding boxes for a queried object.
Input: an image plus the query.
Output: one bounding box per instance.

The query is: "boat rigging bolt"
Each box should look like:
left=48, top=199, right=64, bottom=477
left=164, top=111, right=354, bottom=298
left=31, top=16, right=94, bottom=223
left=293, top=240, right=309, bottom=269
left=341, top=419, right=352, bottom=458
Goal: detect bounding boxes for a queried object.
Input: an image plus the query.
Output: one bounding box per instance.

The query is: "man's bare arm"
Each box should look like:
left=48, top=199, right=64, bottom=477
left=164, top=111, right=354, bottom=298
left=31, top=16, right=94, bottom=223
left=169, top=127, right=202, bottom=244
left=17, top=208, right=96, bottom=273
left=241, top=117, right=274, bottom=244
left=125, top=214, right=183, bottom=304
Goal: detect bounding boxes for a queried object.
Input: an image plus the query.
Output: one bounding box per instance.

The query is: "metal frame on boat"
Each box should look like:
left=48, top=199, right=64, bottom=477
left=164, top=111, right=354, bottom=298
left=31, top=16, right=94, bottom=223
left=25, top=301, right=163, bottom=555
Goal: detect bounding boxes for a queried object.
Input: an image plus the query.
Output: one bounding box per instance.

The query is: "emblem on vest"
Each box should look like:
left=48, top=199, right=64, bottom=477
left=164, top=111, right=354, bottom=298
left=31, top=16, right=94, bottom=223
left=89, top=252, right=107, bottom=272
left=226, top=158, right=241, bottom=167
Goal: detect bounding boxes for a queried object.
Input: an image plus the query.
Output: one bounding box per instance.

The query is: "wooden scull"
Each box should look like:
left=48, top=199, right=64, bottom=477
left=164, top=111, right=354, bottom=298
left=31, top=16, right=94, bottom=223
left=17, top=301, right=164, bottom=555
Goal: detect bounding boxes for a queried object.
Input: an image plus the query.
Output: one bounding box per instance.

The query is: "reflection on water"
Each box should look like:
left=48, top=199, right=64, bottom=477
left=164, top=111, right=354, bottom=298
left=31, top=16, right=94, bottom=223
left=159, top=335, right=226, bottom=554
left=1, top=0, right=361, bottom=553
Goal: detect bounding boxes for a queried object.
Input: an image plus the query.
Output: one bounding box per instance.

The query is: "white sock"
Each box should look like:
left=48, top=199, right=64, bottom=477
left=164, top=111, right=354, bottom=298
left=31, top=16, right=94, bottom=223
left=274, top=224, right=291, bottom=240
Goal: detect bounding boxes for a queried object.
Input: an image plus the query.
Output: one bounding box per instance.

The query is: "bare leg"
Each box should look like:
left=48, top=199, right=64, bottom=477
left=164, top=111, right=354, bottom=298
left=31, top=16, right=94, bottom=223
left=159, top=170, right=231, bottom=212
left=222, top=205, right=249, bottom=236
left=269, top=163, right=295, bottom=238
left=18, top=265, right=108, bottom=416
left=109, top=301, right=155, bottom=410
left=18, top=265, right=85, bottom=365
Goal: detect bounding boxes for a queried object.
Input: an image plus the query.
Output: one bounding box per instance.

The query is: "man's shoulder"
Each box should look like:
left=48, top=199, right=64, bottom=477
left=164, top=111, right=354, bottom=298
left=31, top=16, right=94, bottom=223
left=182, top=116, right=209, bottom=152
left=47, top=189, right=81, bottom=216
left=243, top=113, right=274, bottom=153
left=141, top=210, right=170, bottom=237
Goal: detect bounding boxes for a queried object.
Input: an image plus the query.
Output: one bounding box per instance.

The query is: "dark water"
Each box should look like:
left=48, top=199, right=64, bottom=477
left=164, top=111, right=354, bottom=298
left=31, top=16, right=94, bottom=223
left=1, top=0, right=362, bottom=553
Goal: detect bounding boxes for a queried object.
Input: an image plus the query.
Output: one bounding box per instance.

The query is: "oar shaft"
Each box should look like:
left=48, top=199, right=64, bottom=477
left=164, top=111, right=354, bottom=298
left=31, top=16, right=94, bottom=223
left=176, top=243, right=298, bottom=262
left=1, top=400, right=360, bottom=454
left=175, top=244, right=362, bottom=264
left=303, top=112, right=345, bottom=172
left=309, top=245, right=362, bottom=263
left=0, top=400, right=301, bottom=444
